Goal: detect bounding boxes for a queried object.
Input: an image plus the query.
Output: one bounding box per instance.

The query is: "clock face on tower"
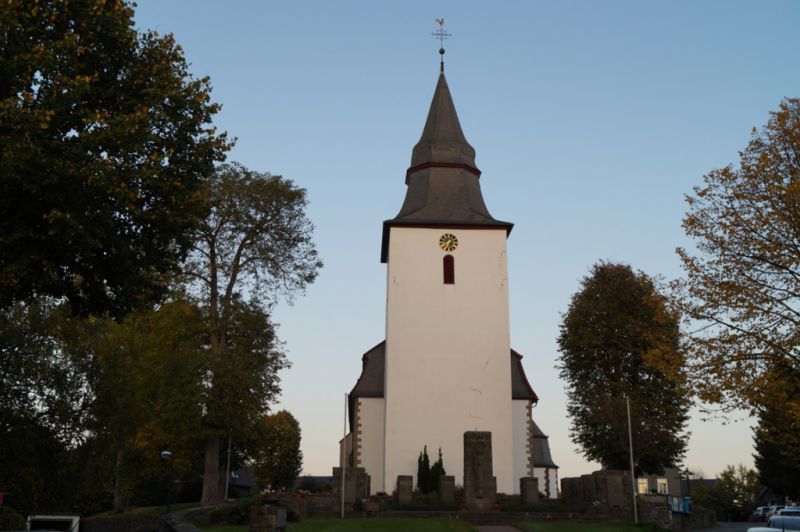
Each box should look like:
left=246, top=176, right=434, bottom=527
left=438, top=233, right=458, bottom=251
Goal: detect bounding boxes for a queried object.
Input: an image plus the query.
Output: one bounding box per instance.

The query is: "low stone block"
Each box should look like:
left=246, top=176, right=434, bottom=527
left=249, top=506, right=277, bottom=532
left=439, top=475, right=455, bottom=506
left=520, top=476, right=540, bottom=505
left=581, top=474, right=597, bottom=501
left=397, top=475, right=413, bottom=505
left=560, top=476, right=582, bottom=504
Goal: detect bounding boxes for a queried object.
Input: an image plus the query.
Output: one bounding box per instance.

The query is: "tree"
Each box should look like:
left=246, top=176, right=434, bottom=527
left=250, top=410, right=303, bottom=491
left=676, top=98, right=800, bottom=422
left=713, top=464, right=762, bottom=520
left=182, top=162, right=321, bottom=504
left=86, top=300, right=207, bottom=511
left=0, top=300, right=94, bottom=514
left=0, top=0, right=230, bottom=317
left=753, top=367, right=800, bottom=499
left=416, top=446, right=446, bottom=493
left=429, top=448, right=446, bottom=491
left=557, top=262, right=691, bottom=474
left=416, top=446, right=431, bottom=493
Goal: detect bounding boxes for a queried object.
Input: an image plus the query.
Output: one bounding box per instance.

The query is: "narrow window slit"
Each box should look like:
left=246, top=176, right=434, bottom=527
left=443, top=255, right=455, bottom=284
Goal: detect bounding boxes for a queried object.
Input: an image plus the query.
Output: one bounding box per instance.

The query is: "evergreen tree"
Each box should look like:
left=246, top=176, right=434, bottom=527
left=417, top=446, right=431, bottom=493
left=428, top=448, right=447, bottom=491
left=753, top=365, right=800, bottom=499
left=557, top=262, right=690, bottom=473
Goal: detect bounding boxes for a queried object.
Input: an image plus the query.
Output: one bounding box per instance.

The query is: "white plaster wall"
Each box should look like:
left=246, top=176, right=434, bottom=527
left=357, top=398, right=385, bottom=494
left=533, top=467, right=559, bottom=499
left=512, top=400, right=530, bottom=491
left=384, top=226, right=514, bottom=494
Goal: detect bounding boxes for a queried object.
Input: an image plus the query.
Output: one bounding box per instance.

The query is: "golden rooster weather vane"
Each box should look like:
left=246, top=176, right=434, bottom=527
left=432, top=18, right=451, bottom=72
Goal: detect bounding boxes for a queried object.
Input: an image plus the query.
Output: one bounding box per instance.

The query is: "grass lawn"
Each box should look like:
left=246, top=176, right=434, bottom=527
left=201, top=517, right=476, bottom=531
left=89, top=500, right=200, bottom=518
left=518, top=523, right=663, bottom=532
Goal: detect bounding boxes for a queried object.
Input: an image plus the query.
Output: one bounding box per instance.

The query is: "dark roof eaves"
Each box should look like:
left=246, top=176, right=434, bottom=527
left=380, top=219, right=514, bottom=263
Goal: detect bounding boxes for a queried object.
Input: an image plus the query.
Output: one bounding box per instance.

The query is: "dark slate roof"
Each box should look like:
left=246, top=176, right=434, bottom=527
left=531, top=420, right=559, bottom=469
left=410, top=73, right=477, bottom=170
left=350, top=341, right=385, bottom=399
left=380, top=71, right=512, bottom=263
left=348, top=341, right=385, bottom=431
left=348, top=342, right=538, bottom=429
left=511, top=349, right=538, bottom=402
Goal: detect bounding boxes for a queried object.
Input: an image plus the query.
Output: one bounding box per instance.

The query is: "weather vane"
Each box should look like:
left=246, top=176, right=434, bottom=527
left=432, top=18, right=451, bottom=72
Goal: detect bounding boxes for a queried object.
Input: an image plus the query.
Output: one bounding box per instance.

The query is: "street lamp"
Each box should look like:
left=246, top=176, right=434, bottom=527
left=160, top=450, right=173, bottom=514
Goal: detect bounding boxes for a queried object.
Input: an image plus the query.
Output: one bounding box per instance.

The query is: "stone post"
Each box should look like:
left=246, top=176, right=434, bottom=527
left=520, top=477, right=540, bottom=505
left=463, top=431, right=496, bottom=511
left=439, top=475, right=456, bottom=507
left=396, top=475, right=413, bottom=505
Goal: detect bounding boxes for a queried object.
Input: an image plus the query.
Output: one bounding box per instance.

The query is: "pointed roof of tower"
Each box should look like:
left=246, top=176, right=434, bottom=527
left=410, top=72, right=477, bottom=172
left=380, top=70, right=512, bottom=263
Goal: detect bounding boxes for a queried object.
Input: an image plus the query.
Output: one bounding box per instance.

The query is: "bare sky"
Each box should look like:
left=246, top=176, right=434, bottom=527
left=134, top=0, right=800, bottom=480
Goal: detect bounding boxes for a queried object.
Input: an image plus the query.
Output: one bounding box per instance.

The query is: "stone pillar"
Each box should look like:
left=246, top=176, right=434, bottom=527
left=249, top=506, right=286, bottom=532
left=331, top=467, right=369, bottom=504
left=581, top=473, right=597, bottom=502
left=439, top=475, right=456, bottom=507
left=560, top=476, right=582, bottom=505
left=463, top=431, right=496, bottom=511
left=396, top=475, right=413, bottom=505
left=520, top=477, right=540, bottom=505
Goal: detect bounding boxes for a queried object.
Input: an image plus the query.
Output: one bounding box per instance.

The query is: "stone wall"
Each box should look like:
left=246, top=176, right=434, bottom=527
left=331, top=466, right=369, bottom=504
left=561, top=469, right=633, bottom=511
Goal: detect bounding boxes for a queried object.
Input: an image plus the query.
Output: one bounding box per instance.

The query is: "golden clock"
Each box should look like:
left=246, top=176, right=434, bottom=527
left=439, top=233, right=458, bottom=251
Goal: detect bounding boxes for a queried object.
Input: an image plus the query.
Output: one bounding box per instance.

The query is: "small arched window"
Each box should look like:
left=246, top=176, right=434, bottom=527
left=443, top=255, right=455, bottom=284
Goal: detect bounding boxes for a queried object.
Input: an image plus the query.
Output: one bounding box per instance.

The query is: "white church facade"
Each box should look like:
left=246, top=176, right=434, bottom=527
left=343, top=68, right=558, bottom=497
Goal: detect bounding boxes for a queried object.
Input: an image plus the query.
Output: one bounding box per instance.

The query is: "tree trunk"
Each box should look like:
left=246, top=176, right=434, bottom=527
left=201, top=434, right=222, bottom=505
left=113, top=447, right=124, bottom=513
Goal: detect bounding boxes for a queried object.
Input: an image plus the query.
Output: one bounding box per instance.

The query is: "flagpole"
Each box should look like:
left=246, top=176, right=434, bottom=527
left=341, top=392, right=347, bottom=519
left=627, top=397, right=638, bottom=524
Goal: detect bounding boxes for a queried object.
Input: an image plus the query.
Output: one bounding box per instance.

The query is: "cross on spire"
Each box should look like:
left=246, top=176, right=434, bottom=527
left=432, top=18, right=451, bottom=72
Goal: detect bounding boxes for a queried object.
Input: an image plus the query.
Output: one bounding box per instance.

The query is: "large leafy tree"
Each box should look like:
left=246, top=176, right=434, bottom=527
left=249, top=410, right=303, bottom=491
left=676, top=98, right=800, bottom=420
left=0, top=300, right=94, bottom=514
left=183, top=162, right=321, bottom=505
left=557, top=262, right=691, bottom=474
left=0, top=0, right=230, bottom=317
left=87, top=300, right=207, bottom=511
left=753, top=365, right=800, bottom=499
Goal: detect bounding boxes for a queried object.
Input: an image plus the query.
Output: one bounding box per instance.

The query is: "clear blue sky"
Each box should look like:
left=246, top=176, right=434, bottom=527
left=134, top=1, right=800, bottom=480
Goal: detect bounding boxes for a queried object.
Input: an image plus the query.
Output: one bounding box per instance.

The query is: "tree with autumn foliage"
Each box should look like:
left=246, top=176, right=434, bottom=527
left=557, top=262, right=690, bottom=474
left=753, top=364, right=800, bottom=499
left=676, top=98, right=800, bottom=440
left=182, top=162, right=321, bottom=505
left=249, top=410, right=303, bottom=491
left=0, top=0, right=230, bottom=318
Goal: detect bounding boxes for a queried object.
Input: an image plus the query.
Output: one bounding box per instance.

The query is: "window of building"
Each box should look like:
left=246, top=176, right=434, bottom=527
left=443, top=255, right=454, bottom=284
left=657, top=478, right=668, bottom=494
left=637, top=478, right=649, bottom=494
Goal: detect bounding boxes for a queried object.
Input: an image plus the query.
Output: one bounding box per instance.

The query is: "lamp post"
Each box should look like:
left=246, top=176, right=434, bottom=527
left=160, top=450, right=173, bottom=515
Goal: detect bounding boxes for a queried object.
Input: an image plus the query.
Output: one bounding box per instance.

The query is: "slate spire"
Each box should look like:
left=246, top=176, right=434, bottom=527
left=409, top=72, right=478, bottom=173
left=380, top=70, right=513, bottom=263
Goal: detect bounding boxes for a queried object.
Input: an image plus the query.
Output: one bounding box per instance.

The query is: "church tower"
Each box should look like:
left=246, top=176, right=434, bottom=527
left=345, top=66, right=555, bottom=496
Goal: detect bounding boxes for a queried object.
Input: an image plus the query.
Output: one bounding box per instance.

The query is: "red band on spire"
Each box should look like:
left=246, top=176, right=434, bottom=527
left=406, top=161, right=481, bottom=178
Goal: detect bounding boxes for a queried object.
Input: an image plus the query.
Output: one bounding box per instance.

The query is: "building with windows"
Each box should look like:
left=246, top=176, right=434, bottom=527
left=341, top=66, right=557, bottom=497
left=636, top=467, right=683, bottom=495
